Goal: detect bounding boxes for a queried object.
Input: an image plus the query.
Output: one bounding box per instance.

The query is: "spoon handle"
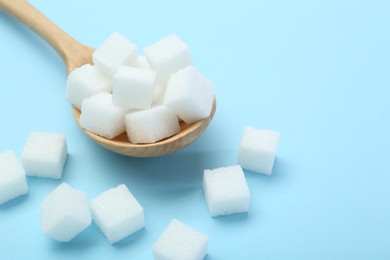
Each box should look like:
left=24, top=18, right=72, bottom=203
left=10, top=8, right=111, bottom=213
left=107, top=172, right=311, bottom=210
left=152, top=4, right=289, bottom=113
left=0, top=0, right=93, bottom=73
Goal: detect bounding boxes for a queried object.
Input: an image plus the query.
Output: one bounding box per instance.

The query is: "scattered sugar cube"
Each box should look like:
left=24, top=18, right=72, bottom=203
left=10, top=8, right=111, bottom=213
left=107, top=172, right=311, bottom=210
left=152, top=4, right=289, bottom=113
left=164, top=65, right=215, bottom=124
left=80, top=92, right=127, bottom=139
left=0, top=151, right=28, bottom=204
left=65, top=64, right=112, bottom=109
left=90, top=184, right=144, bottom=245
left=144, top=34, right=192, bottom=83
left=203, top=165, right=250, bottom=217
left=237, top=127, right=280, bottom=175
left=125, top=105, right=180, bottom=144
left=152, top=219, right=208, bottom=260
left=22, top=132, right=68, bottom=179
left=93, top=32, right=138, bottom=77
left=41, top=183, right=91, bottom=242
left=112, top=66, right=156, bottom=109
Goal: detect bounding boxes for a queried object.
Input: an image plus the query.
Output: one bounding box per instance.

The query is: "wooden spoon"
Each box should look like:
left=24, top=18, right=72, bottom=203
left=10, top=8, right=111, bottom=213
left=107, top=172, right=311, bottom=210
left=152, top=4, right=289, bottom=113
left=0, top=0, right=216, bottom=157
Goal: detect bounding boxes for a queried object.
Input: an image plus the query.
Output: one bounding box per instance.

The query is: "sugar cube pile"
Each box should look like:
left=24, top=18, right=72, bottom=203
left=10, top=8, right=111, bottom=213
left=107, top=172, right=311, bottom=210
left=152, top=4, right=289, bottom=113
left=66, top=32, right=215, bottom=144
left=0, top=151, right=28, bottom=204
left=80, top=92, right=127, bottom=139
left=203, top=165, right=250, bottom=217
left=152, top=219, right=208, bottom=260
left=65, top=64, right=112, bottom=110
left=22, top=132, right=68, bottom=179
left=144, top=34, right=193, bottom=84
left=237, top=127, right=280, bottom=175
left=2, top=28, right=281, bottom=256
left=165, top=65, right=215, bottom=124
left=136, top=55, right=151, bottom=70
left=93, top=32, right=138, bottom=77
left=125, top=105, right=180, bottom=144
left=112, top=66, right=156, bottom=109
left=90, top=184, right=145, bottom=245
left=40, top=183, right=91, bottom=242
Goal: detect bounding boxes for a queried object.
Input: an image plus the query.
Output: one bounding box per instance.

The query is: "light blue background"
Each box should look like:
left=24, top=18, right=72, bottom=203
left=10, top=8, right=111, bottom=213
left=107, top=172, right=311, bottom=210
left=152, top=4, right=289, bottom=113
left=1, top=0, right=390, bottom=259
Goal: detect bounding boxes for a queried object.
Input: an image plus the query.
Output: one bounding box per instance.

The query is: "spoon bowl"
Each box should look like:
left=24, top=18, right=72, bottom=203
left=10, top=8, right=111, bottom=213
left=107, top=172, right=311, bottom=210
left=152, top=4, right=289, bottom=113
left=0, top=0, right=216, bottom=157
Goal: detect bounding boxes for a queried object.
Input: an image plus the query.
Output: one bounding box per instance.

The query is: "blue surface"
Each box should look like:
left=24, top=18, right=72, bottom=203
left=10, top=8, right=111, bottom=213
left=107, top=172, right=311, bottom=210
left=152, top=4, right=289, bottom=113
left=1, top=0, right=390, bottom=259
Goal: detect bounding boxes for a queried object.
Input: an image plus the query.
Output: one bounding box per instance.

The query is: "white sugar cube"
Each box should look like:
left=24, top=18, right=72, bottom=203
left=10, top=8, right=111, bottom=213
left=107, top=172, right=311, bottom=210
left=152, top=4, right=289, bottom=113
left=93, top=32, right=138, bottom=77
left=152, top=82, right=167, bottom=105
left=144, top=34, right=192, bottom=84
left=112, top=66, right=156, bottom=109
left=65, top=64, right=112, bottom=109
left=125, top=105, right=180, bottom=144
left=237, top=127, right=280, bottom=175
left=203, top=165, right=250, bottom=217
left=90, top=184, right=144, bottom=245
left=164, top=65, right=215, bottom=124
left=22, top=132, right=68, bottom=179
left=0, top=151, right=28, bottom=204
left=80, top=92, right=127, bottom=139
left=41, top=183, right=91, bottom=242
left=152, top=219, right=208, bottom=260
left=136, top=55, right=151, bottom=70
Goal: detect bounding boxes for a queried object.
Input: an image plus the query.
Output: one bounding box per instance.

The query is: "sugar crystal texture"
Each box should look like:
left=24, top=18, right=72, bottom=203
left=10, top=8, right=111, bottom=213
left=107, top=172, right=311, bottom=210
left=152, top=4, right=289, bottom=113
left=144, top=34, right=192, bottom=84
left=152, top=218, right=208, bottom=260
left=203, top=165, right=250, bottom=217
left=40, top=183, right=91, bottom=242
left=125, top=105, right=180, bottom=144
left=112, top=66, right=156, bottom=109
left=0, top=150, right=28, bottom=204
left=65, top=64, right=112, bottom=109
left=237, top=127, right=280, bottom=175
left=164, top=65, right=215, bottom=124
left=80, top=92, right=127, bottom=139
left=93, top=32, right=138, bottom=77
left=22, top=132, right=68, bottom=179
left=90, top=184, right=144, bottom=245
